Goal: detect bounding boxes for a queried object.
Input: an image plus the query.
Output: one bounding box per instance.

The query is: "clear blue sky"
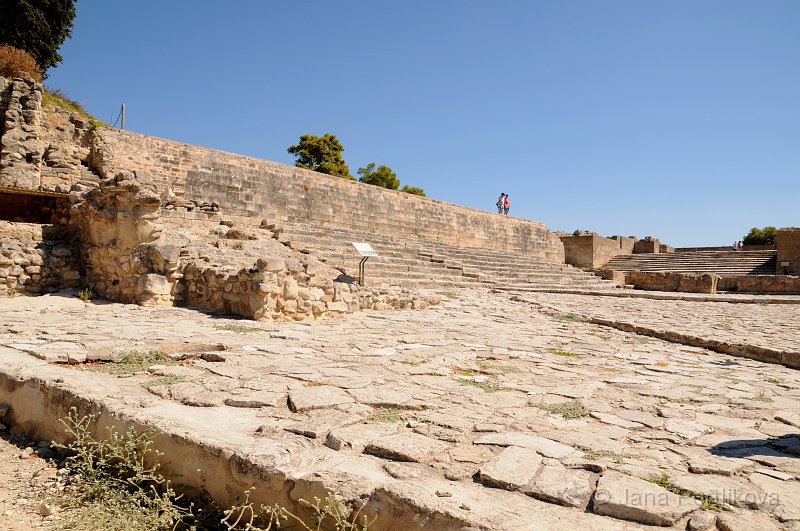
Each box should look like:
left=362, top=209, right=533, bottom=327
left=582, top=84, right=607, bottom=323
left=47, top=1, right=799, bottom=247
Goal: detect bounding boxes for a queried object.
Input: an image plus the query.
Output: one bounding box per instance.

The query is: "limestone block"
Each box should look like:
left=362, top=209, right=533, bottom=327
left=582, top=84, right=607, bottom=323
left=282, top=277, right=298, bottom=299
left=327, top=301, right=348, bottom=313
left=138, top=273, right=172, bottom=296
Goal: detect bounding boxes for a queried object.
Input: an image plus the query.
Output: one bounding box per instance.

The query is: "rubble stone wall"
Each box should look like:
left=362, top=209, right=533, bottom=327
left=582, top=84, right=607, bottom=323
left=0, top=77, right=42, bottom=189
left=89, top=128, right=564, bottom=261
left=0, top=76, right=100, bottom=192
left=0, top=222, right=81, bottom=296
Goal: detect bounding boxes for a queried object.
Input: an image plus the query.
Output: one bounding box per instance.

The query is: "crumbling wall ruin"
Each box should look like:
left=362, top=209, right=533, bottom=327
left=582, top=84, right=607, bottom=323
left=64, top=172, right=439, bottom=319
left=0, top=222, right=81, bottom=296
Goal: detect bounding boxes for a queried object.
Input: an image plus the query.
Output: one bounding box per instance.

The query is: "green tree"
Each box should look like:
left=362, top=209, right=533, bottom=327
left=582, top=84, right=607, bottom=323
left=400, top=185, right=426, bottom=197
left=0, top=0, right=77, bottom=73
left=743, top=226, right=777, bottom=245
left=287, top=133, right=352, bottom=179
left=357, top=162, right=400, bottom=190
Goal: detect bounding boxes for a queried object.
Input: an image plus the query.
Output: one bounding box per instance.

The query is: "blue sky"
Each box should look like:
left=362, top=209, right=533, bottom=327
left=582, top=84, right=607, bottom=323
left=46, top=1, right=799, bottom=246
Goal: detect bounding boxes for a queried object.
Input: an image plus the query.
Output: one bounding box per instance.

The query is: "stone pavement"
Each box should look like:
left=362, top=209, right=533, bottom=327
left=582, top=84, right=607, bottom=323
left=0, top=289, right=799, bottom=530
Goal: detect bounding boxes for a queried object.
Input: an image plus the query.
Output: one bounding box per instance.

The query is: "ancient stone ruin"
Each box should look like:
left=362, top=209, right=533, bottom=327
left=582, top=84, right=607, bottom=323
left=2, top=75, right=800, bottom=530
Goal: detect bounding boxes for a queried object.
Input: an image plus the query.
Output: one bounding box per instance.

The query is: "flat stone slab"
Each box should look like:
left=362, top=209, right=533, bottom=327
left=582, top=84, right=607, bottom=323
left=287, top=385, right=355, bottom=412
left=364, top=431, right=451, bottom=462
left=478, top=446, right=542, bottom=490
left=593, top=471, right=701, bottom=526
left=524, top=460, right=594, bottom=508
left=590, top=412, right=645, bottom=430
left=748, top=472, right=800, bottom=521
left=671, top=473, right=768, bottom=510
left=474, top=432, right=576, bottom=459
left=224, top=390, right=286, bottom=408
left=687, top=454, right=752, bottom=476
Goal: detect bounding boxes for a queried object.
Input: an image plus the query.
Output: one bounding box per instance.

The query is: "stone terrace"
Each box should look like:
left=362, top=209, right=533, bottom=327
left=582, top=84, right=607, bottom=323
left=275, top=221, right=616, bottom=291
left=604, top=250, right=778, bottom=276
left=1, top=290, right=799, bottom=530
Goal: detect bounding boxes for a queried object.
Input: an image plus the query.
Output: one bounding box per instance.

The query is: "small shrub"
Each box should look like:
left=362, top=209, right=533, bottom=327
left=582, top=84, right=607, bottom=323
left=79, top=288, right=92, bottom=301
left=41, top=88, right=106, bottom=128
left=53, top=408, right=193, bottom=530
left=453, top=377, right=506, bottom=393
left=96, top=350, right=172, bottom=375
left=142, top=374, right=186, bottom=389
left=0, top=44, right=42, bottom=82
left=231, top=242, right=244, bottom=250
left=553, top=313, right=586, bottom=323
left=647, top=473, right=720, bottom=511
left=535, top=400, right=588, bottom=419
left=215, top=323, right=261, bottom=333
left=223, top=488, right=372, bottom=530
left=548, top=349, right=580, bottom=358
left=370, top=409, right=402, bottom=423
left=574, top=444, right=638, bottom=463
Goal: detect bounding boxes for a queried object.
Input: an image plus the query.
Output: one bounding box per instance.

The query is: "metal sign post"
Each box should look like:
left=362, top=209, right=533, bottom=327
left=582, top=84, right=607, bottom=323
left=351, top=242, right=379, bottom=286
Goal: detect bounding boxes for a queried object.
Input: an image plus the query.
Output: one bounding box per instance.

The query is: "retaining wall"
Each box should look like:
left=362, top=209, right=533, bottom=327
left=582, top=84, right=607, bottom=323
left=90, top=129, right=564, bottom=261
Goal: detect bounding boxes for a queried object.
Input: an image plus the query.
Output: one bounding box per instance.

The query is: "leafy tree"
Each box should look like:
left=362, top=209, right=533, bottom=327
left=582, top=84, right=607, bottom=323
left=287, top=133, right=352, bottom=179
left=400, top=185, right=426, bottom=197
left=743, top=226, right=777, bottom=246
left=357, top=162, right=400, bottom=190
left=0, top=0, right=77, bottom=73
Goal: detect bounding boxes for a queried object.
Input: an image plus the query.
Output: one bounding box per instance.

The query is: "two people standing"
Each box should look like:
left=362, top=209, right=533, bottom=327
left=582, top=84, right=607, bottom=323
left=496, top=193, right=510, bottom=216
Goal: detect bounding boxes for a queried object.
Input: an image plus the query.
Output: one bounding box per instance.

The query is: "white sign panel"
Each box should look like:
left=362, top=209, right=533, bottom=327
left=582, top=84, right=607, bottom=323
left=352, top=242, right=379, bottom=257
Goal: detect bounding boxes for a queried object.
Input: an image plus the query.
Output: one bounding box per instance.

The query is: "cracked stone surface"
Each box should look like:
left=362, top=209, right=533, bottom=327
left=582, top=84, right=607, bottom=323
left=1, top=288, right=799, bottom=529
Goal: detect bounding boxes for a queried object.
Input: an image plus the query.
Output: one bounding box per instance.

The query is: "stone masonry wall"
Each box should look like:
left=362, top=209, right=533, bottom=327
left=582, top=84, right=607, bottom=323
left=776, top=229, right=800, bottom=275
left=89, top=129, right=564, bottom=261
left=560, top=234, right=635, bottom=268
left=0, top=222, right=81, bottom=296
left=0, top=77, right=42, bottom=188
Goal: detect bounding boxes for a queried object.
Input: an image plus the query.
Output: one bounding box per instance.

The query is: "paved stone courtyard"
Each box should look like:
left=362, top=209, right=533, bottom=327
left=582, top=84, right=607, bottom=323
left=1, top=289, right=799, bottom=530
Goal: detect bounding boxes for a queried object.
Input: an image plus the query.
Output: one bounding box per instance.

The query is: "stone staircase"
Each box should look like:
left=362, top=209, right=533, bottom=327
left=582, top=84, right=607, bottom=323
left=272, top=221, right=616, bottom=291
left=603, top=250, right=777, bottom=276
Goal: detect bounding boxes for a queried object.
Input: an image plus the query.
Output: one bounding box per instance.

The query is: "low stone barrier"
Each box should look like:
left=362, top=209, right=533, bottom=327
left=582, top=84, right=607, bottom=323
left=718, top=275, right=800, bottom=294
left=624, top=271, right=718, bottom=294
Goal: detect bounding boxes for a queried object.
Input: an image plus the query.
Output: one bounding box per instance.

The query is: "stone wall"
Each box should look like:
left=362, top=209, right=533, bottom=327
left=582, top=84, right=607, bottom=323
left=89, top=128, right=564, bottom=261
left=0, top=76, right=99, bottom=193
left=776, top=229, right=800, bottom=275
left=0, top=76, right=563, bottom=262
left=0, top=221, right=81, bottom=296
left=560, top=234, right=635, bottom=268
left=0, top=77, right=42, bottom=189
left=625, top=271, right=718, bottom=294
left=717, top=275, right=800, bottom=294
left=633, top=238, right=660, bottom=254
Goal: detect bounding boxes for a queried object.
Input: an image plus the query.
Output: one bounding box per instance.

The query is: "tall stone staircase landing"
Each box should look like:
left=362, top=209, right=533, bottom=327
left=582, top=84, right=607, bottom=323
left=603, top=250, right=777, bottom=276
left=271, top=221, right=616, bottom=291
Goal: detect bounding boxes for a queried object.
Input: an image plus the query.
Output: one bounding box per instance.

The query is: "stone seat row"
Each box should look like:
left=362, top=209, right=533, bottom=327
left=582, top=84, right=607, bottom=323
left=273, top=221, right=616, bottom=291
left=604, top=250, right=777, bottom=276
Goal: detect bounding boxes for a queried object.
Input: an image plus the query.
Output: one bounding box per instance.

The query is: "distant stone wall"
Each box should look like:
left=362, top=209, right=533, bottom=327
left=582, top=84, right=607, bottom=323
left=633, top=238, right=660, bottom=254
left=776, top=230, right=800, bottom=275
left=89, top=129, right=564, bottom=261
left=560, top=235, right=635, bottom=268
left=717, top=275, right=800, bottom=294
left=625, top=271, right=718, bottom=294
